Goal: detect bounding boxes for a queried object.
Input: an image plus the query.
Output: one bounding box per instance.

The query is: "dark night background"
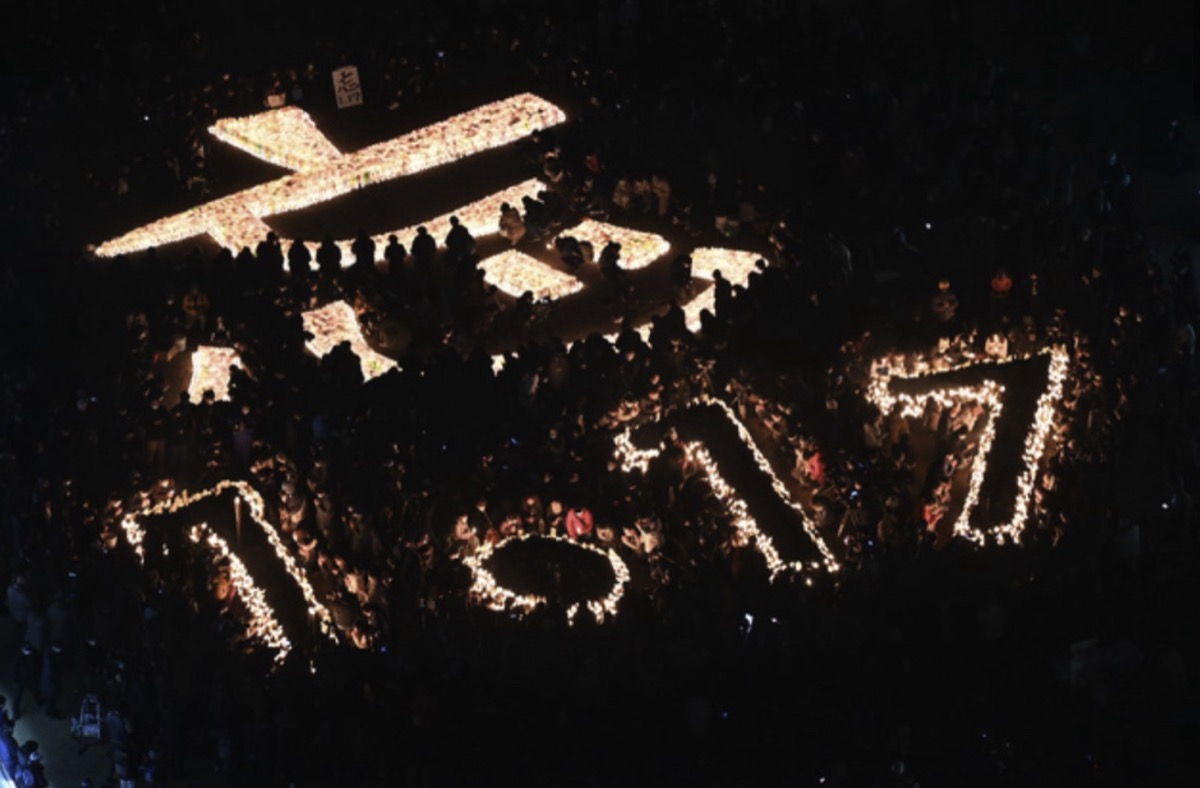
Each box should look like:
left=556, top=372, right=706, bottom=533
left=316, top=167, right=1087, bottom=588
left=0, top=1, right=1197, bottom=785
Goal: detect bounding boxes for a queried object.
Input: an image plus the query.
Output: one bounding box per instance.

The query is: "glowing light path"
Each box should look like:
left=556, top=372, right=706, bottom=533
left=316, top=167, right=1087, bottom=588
left=188, top=522, right=293, bottom=662
left=381, top=178, right=544, bottom=257
left=613, top=395, right=839, bottom=581
left=596, top=246, right=763, bottom=341
left=866, top=345, right=1071, bottom=545
left=96, top=94, right=566, bottom=258
left=462, top=533, right=630, bottom=623
left=119, top=480, right=338, bottom=663
left=301, top=300, right=398, bottom=381
left=480, top=250, right=584, bottom=301
left=564, top=219, right=671, bottom=271
left=210, top=106, right=343, bottom=172
left=869, top=377, right=1004, bottom=544
left=683, top=248, right=763, bottom=330
left=188, top=345, right=243, bottom=402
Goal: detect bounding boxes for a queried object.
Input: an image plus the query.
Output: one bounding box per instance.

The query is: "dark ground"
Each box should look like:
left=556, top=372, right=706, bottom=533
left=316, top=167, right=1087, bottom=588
left=1, top=1, right=1197, bottom=786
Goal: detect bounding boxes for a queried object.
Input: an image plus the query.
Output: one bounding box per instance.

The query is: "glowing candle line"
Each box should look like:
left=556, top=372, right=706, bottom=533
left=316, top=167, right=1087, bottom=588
left=461, top=532, right=630, bottom=623
left=188, top=346, right=243, bottom=402
left=865, top=345, right=1072, bottom=544
left=96, top=94, right=566, bottom=257
left=301, top=300, right=397, bottom=381
left=479, top=250, right=584, bottom=301
left=189, top=522, right=293, bottom=663
left=613, top=395, right=839, bottom=580
left=561, top=219, right=671, bottom=270
left=118, top=480, right=338, bottom=644
left=209, top=106, right=342, bottom=172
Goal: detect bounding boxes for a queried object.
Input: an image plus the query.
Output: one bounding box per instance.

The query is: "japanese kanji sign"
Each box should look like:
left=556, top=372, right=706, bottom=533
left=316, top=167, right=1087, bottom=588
left=332, top=65, right=363, bottom=108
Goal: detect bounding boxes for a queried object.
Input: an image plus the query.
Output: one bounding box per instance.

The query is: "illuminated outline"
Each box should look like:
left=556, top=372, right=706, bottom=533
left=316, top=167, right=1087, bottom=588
left=865, top=345, right=1070, bottom=544
left=613, top=395, right=840, bottom=580
left=462, top=532, right=630, bottom=623
left=119, top=480, right=338, bottom=651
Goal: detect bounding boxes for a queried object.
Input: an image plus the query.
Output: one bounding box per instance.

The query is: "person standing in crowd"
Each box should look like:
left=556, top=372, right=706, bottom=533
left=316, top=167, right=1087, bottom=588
left=255, top=232, right=284, bottom=279
left=499, top=202, right=526, bottom=245
left=230, top=403, right=257, bottom=469
left=566, top=505, right=594, bottom=540
left=444, top=216, right=475, bottom=261
left=931, top=279, right=960, bottom=331
left=383, top=234, right=406, bottom=270
left=316, top=235, right=343, bottom=280
left=145, top=399, right=169, bottom=476
left=0, top=703, right=17, bottom=776
left=11, top=642, right=40, bottom=720
left=5, top=573, right=31, bottom=646
left=40, top=642, right=66, bottom=719
left=287, top=238, right=313, bottom=285
left=181, top=285, right=209, bottom=337
left=410, top=226, right=437, bottom=284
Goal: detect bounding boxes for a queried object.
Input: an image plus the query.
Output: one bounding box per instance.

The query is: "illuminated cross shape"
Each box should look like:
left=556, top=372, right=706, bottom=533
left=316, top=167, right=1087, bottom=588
left=613, top=395, right=840, bottom=582
left=119, top=480, right=339, bottom=664
left=95, top=94, right=568, bottom=259
left=98, top=96, right=769, bottom=368
left=865, top=346, right=1070, bottom=545
left=478, top=241, right=764, bottom=367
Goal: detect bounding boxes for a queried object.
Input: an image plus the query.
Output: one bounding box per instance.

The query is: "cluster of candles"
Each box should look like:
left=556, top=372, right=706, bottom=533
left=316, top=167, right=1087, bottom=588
left=613, top=395, right=839, bottom=581
left=301, top=300, right=398, bottom=381
left=462, top=532, right=630, bottom=624
left=683, top=248, right=764, bottom=330
left=866, top=376, right=1004, bottom=545
left=865, top=345, right=1071, bottom=544
left=188, top=523, right=293, bottom=663
left=209, top=106, right=342, bottom=172
left=561, top=219, right=671, bottom=271
left=374, top=178, right=544, bottom=262
left=96, top=94, right=566, bottom=258
left=480, top=249, right=585, bottom=301
left=119, top=480, right=338, bottom=650
left=187, top=346, right=243, bottom=402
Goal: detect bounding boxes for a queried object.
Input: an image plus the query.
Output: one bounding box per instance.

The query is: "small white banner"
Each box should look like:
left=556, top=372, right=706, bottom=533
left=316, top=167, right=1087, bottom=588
left=332, top=65, right=363, bottom=109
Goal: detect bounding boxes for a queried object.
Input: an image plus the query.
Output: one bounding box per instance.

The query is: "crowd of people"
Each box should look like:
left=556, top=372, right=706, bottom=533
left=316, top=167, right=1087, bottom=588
left=1, top=1, right=1196, bottom=785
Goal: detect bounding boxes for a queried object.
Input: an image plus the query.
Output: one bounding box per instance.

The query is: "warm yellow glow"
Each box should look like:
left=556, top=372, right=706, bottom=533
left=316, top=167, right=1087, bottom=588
left=188, top=346, right=243, bottom=402
left=690, top=247, right=762, bottom=283
left=591, top=247, right=761, bottom=337
left=96, top=95, right=566, bottom=257
left=1004, top=347, right=1070, bottom=544
left=679, top=248, right=764, bottom=329
left=462, top=532, right=630, bottom=623
left=479, top=250, right=584, bottom=301
left=119, top=480, right=338, bottom=646
left=595, top=247, right=760, bottom=335
left=563, top=219, right=671, bottom=270
left=188, top=522, right=293, bottom=663
left=613, top=395, right=840, bottom=580
left=865, top=345, right=1071, bottom=544
left=296, top=178, right=547, bottom=268
left=866, top=374, right=1002, bottom=545
left=377, top=178, right=544, bottom=256
left=678, top=296, right=713, bottom=334
left=209, top=106, right=342, bottom=172
left=301, top=300, right=397, bottom=381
